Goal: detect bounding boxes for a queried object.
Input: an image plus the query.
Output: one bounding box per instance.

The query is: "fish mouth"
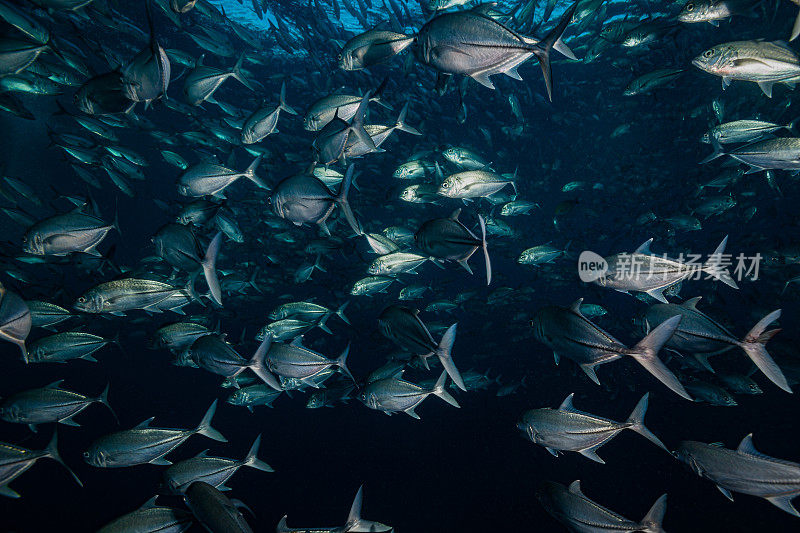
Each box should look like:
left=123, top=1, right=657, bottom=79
left=690, top=58, right=706, bottom=70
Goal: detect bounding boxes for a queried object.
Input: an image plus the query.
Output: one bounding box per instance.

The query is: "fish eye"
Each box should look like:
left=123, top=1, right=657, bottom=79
left=703, top=49, right=714, bottom=58
left=77, top=296, right=86, bottom=303
left=337, top=54, right=342, bottom=60
left=686, top=2, right=694, bottom=10
left=82, top=451, right=90, bottom=458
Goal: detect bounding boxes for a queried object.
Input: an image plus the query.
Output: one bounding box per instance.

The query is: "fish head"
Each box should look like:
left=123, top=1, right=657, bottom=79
left=74, top=86, right=96, bottom=115
left=438, top=176, right=458, bottom=197
left=338, top=49, right=356, bottom=71
left=399, top=186, right=417, bottom=202
left=350, top=281, right=366, bottom=295
left=516, top=419, right=539, bottom=443
left=672, top=441, right=707, bottom=475
left=0, top=403, right=21, bottom=422
left=518, top=249, right=533, bottom=264
left=622, top=82, right=638, bottom=96
left=367, top=258, right=384, bottom=275
left=83, top=446, right=108, bottom=467
left=621, top=31, right=645, bottom=48
left=74, top=290, right=103, bottom=313
left=303, top=114, right=320, bottom=131
left=306, top=395, right=323, bottom=408
left=21, top=230, right=44, bottom=255
left=678, top=1, right=710, bottom=23
left=692, top=45, right=734, bottom=74
left=529, top=313, right=548, bottom=344
left=359, top=390, right=378, bottom=409
left=394, top=165, right=411, bottom=179
left=442, top=147, right=458, bottom=164
left=267, top=192, right=284, bottom=219
left=226, top=390, right=244, bottom=405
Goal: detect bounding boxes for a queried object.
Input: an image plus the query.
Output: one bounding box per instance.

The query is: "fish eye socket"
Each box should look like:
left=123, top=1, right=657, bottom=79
left=78, top=296, right=86, bottom=303
left=686, top=2, right=694, bottom=10
left=703, top=49, right=714, bottom=58
left=82, top=451, right=90, bottom=458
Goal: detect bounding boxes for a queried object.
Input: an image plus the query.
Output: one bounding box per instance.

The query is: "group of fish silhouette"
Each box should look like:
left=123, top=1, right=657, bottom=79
left=2, top=0, right=800, bottom=531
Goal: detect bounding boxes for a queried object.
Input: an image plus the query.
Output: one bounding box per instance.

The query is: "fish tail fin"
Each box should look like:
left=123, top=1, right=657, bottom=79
left=432, top=371, right=460, bottom=407
left=232, top=53, right=255, bottom=91
left=640, top=494, right=668, bottom=533
left=44, top=431, right=82, bottom=487
left=625, top=393, right=668, bottom=451
left=345, top=486, right=364, bottom=529
left=96, top=383, right=119, bottom=424
left=145, top=0, right=155, bottom=45
left=112, top=197, right=121, bottom=235
left=478, top=214, right=491, bottom=285
left=242, top=434, right=274, bottom=472
left=530, top=1, right=577, bottom=101
left=336, top=164, right=362, bottom=235
left=249, top=335, right=283, bottom=391
left=195, top=399, right=227, bottom=442
left=792, top=8, right=800, bottom=41
left=699, top=140, right=726, bottom=164
left=553, top=36, right=577, bottom=60
left=739, top=309, right=790, bottom=392
left=703, top=235, right=738, bottom=288
left=336, top=342, right=355, bottom=382
left=436, top=324, right=465, bottom=391
left=628, top=315, right=693, bottom=400
left=185, top=273, right=200, bottom=304
left=372, top=77, right=391, bottom=109
left=350, top=94, right=377, bottom=154
left=201, top=232, right=223, bottom=306
left=336, top=300, right=351, bottom=324
left=276, top=516, right=290, bottom=532
left=395, top=101, right=421, bottom=135
left=278, top=81, right=298, bottom=115
left=318, top=312, right=333, bottom=334
left=244, top=155, right=267, bottom=188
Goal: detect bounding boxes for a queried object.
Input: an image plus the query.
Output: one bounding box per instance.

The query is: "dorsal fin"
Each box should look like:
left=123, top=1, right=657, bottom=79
left=139, top=496, right=159, bottom=510
left=290, top=336, right=304, bottom=347
left=567, top=480, right=584, bottom=495
left=559, top=393, right=577, bottom=411
left=568, top=298, right=584, bottom=314
left=634, top=238, right=654, bottom=255
left=682, top=296, right=702, bottom=309
left=471, top=2, right=497, bottom=15
left=44, top=380, right=65, bottom=389
left=134, top=417, right=155, bottom=429
left=737, top=434, right=759, bottom=455
left=449, top=208, right=462, bottom=221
